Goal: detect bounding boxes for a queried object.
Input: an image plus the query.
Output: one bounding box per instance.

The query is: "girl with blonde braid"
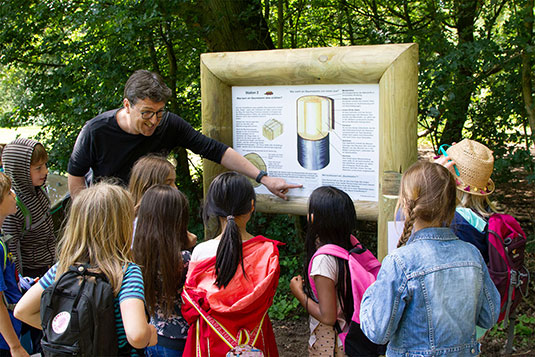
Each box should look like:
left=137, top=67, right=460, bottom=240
left=360, top=161, right=500, bottom=356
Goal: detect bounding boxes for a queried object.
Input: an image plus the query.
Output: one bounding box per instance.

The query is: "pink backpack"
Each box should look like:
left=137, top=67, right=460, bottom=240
left=487, top=214, right=530, bottom=325
left=308, top=235, right=386, bottom=355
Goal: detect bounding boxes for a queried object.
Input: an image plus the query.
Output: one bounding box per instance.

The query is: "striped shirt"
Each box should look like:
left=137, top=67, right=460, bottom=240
left=2, top=138, right=56, bottom=275
left=39, top=263, right=145, bottom=348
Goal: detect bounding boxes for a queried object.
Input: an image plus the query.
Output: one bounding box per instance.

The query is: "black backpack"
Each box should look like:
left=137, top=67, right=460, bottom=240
left=40, top=265, right=118, bottom=356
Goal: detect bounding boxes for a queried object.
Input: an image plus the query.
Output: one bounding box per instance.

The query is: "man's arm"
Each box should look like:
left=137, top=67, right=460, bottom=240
left=220, top=148, right=302, bottom=200
left=67, top=174, right=87, bottom=199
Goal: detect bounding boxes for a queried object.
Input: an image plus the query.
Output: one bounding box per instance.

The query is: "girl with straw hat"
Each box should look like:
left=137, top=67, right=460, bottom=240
left=436, top=138, right=500, bottom=263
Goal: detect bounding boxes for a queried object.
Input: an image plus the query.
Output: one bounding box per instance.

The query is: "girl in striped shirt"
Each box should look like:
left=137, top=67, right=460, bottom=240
left=14, top=182, right=157, bottom=354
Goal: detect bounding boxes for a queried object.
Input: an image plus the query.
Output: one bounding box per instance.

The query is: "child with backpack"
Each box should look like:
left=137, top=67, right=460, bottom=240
left=14, top=182, right=157, bottom=355
left=289, top=186, right=385, bottom=357
left=133, top=185, right=192, bottom=356
left=0, top=172, right=29, bottom=357
left=1, top=138, right=55, bottom=279
left=437, top=139, right=529, bottom=326
left=360, top=161, right=501, bottom=356
left=181, top=172, right=281, bottom=356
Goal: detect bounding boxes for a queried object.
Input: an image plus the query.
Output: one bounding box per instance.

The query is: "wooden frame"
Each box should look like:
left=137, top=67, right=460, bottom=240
left=201, top=44, right=418, bottom=259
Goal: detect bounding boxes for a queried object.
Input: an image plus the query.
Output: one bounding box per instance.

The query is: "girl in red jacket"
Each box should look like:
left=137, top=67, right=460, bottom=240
left=181, top=172, right=281, bottom=356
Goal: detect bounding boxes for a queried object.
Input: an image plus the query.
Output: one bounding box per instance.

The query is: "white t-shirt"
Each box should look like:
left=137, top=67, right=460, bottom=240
left=191, top=239, right=221, bottom=262
left=309, top=254, right=347, bottom=347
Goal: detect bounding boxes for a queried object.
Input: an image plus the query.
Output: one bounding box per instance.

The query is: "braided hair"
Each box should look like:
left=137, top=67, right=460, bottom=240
left=396, top=161, right=457, bottom=247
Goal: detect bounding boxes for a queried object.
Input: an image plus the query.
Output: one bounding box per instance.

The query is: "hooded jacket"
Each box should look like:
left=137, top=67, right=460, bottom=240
left=182, top=236, right=281, bottom=357
left=2, top=138, right=55, bottom=275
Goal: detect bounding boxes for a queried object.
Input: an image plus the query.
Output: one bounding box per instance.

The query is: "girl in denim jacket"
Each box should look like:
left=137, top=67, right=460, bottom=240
left=360, top=161, right=500, bottom=357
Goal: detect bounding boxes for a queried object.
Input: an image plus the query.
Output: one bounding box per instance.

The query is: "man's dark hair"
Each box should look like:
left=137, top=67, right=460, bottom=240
left=124, top=70, right=172, bottom=105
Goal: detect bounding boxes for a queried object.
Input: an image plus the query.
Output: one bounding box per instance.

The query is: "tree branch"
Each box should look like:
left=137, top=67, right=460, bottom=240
left=12, top=57, right=65, bottom=68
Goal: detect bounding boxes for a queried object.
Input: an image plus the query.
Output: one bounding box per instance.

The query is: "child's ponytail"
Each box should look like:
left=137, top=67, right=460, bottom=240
left=204, top=172, right=255, bottom=289
left=215, top=215, right=244, bottom=288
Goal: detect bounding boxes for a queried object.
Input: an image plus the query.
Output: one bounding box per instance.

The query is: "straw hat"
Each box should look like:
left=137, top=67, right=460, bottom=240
left=446, top=139, right=495, bottom=196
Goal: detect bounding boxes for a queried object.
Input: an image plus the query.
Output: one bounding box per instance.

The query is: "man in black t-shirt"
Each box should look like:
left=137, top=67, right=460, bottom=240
left=67, top=70, right=300, bottom=199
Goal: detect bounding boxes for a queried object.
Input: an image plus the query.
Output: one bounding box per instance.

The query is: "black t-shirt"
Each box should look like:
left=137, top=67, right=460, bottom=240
left=67, top=109, right=228, bottom=184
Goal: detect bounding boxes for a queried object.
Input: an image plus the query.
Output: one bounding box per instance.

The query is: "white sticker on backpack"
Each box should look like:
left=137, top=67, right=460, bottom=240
left=52, top=311, right=71, bottom=334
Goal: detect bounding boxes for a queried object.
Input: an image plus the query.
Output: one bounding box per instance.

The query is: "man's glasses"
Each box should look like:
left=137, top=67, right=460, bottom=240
left=140, top=109, right=166, bottom=120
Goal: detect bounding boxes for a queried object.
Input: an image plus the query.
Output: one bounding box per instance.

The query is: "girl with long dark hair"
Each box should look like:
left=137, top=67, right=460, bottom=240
left=133, top=185, right=191, bottom=356
left=181, top=172, right=281, bottom=356
left=290, top=186, right=356, bottom=356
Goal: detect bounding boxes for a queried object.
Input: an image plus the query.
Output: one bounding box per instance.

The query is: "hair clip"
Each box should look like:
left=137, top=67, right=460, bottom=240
left=439, top=144, right=461, bottom=177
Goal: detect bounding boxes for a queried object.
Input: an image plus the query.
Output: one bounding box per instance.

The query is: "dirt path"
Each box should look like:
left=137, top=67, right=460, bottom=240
left=273, top=317, right=308, bottom=357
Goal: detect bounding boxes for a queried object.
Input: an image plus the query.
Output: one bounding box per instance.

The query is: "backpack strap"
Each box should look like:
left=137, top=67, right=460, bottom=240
left=42, top=264, right=91, bottom=328
left=0, top=239, right=6, bottom=272
left=15, top=196, right=31, bottom=234
left=182, top=289, right=266, bottom=351
left=16, top=191, right=51, bottom=235
left=0, top=238, right=18, bottom=310
left=307, top=244, right=350, bottom=299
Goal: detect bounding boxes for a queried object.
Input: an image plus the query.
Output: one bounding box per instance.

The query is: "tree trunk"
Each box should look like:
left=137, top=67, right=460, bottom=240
left=521, top=0, right=535, bottom=147
left=439, top=0, right=479, bottom=146
left=156, top=19, right=192, bottom=183
left=277, top=0, right=284, bottom=48
left=146, top=32, right=161, bottom=74
left=194, top=0, right=275, bottom=51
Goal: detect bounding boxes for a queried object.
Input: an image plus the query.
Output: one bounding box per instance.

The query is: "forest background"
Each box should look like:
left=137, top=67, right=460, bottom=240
left=1, top=0, right=534, bottom=354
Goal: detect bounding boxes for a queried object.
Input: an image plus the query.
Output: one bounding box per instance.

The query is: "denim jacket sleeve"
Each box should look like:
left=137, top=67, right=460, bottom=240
left=476, top=263, right=501, bottom=329
left=359, top=254, right=409, bottom=345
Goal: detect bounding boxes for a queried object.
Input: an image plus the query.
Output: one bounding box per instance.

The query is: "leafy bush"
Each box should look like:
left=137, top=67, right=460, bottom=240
left=246, top=213, right=306, bottom=320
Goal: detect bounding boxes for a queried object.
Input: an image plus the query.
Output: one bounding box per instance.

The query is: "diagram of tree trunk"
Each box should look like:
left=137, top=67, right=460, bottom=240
left=296, top=95, right=334, bottom=170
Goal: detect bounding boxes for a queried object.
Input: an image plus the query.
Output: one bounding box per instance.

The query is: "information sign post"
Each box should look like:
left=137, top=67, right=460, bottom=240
left=201, top=44, right=418, bottom=259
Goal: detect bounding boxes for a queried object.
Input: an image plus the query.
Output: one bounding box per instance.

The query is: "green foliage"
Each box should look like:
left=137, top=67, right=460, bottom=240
left=246, top=213, right=306, bottom=320
left=0, top=0, right=206, bottom=172
left=515, top=315, right=535, bottom=336
left=270, top=256, right=302, bottom=320
left=488, top=313, right=535, bottom=349
left=526, top=234, right=535, bottom=253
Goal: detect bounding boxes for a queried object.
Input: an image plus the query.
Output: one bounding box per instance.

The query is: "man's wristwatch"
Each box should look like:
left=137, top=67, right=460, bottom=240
left=255, top=170, right=268, bottom=183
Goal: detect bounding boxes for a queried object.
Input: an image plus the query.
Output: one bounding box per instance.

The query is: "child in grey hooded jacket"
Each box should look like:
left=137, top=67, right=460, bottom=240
left=2, top=138, right=55, bottom=279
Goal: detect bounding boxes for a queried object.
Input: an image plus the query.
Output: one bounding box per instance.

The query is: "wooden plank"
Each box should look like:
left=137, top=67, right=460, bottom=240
left=201, top=44, right=415, bottom=86
left=201, top=61, right=232, bottom=197
left=377, top=43, right=419, bottom=260
left=256, top=194, right=379, bottom=221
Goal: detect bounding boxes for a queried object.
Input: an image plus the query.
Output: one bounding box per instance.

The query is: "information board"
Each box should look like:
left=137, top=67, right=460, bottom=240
left=232, top=84, right=379, bottom=201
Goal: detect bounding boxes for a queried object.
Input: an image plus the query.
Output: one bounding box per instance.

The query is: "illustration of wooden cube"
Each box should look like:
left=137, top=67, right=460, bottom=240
left=262, top=119, right=283, bottom=140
